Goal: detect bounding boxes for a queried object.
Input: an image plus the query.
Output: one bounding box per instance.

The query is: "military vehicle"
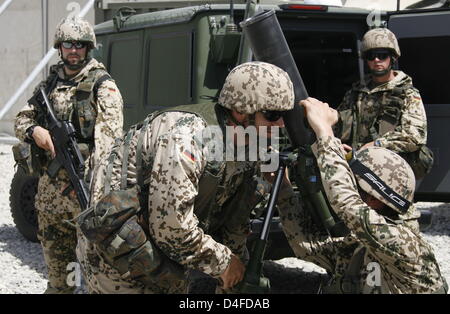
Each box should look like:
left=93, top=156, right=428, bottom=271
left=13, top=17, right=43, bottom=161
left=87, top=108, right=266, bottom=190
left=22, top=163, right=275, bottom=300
left=10, top=0, right=450, bottom=262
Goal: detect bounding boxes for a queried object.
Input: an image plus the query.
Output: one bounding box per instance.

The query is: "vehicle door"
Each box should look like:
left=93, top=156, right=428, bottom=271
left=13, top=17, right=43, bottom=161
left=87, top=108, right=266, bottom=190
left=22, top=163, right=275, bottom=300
left=388, top=8, right=450, bottom=199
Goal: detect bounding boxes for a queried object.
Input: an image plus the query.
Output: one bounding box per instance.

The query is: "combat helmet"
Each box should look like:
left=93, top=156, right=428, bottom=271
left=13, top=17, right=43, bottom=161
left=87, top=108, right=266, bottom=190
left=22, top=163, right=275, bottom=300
left=361, top=28, right=401, bottom=58
left=218, top=61, right=294, bottom=114
left=350, top=146, right=415, bottom=216
left=53, top=17, right=96, bottom=49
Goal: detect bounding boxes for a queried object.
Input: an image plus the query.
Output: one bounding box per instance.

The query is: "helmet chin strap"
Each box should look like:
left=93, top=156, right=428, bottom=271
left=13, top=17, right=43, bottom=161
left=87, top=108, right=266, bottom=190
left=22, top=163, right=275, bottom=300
left=59, top=48, right=91, bottom=71
left=370, top=56, right=395, bottom=77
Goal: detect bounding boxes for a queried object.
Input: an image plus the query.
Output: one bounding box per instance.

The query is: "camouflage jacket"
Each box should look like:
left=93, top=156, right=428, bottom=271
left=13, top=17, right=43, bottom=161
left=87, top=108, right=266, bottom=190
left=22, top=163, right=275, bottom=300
left=336, top=71, right=427, bottom=153
left=14, top=58, right=124, bottom=177
left=78, top=107, right=263, bottom=287
left=311, top=136, right=445, bottom=293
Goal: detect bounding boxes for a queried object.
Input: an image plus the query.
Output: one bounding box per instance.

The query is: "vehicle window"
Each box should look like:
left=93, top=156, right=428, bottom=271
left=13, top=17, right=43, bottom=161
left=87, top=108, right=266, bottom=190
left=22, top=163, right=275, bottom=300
left=146, top=32, right=193, bottom=108
left=398, top=36, right=450, bottom=104
left=109, top=37, right=142, bottom=108
left=284, top=30, right=360, bottom=107
left=343, top=0, right=445, bottom=11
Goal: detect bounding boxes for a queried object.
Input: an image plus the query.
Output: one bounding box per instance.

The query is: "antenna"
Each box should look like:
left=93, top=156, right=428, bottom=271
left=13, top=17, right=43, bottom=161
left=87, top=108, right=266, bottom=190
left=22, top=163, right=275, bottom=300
left=226, top=0, right=238, bottom=33
left=230, top=0, right=234, bottom=24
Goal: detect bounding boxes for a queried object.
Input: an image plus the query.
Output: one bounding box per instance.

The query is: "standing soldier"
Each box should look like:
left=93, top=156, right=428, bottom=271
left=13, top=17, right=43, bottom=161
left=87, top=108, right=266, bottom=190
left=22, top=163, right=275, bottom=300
left=75, top=61, right=294, bottom=293
left=278, top=98, right=447, bottom=294
left=335, top=28, right=433, bottom=180
left=14, top=17, right=123, bottom=294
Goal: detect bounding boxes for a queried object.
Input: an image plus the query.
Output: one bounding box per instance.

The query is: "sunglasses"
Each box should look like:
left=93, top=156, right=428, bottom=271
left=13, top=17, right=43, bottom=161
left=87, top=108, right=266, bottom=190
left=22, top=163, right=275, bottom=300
left=365, top=50, right=391, bottom=61
left=262, top=110, right=283, bottom=122
left=61, top=41, right=87, bottom=49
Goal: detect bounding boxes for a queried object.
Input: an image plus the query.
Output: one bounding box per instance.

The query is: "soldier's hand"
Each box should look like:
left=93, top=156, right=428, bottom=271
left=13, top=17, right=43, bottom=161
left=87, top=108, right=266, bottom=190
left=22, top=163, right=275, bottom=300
left=342, top=144, right=352, bottom=152
left=300, top=97, right=338, bottom=137
left=219, top=254, right=245, bottom=290
left=360, top=141, right=375, bottom=150
left=32, top=126, right=56, bottom=158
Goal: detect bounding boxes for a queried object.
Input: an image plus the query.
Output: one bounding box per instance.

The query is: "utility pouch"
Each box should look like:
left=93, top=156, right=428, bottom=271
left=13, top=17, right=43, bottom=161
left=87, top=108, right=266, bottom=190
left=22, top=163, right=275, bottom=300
left=400, top=145, right=434, bottom=180
left=378, top=106, right=401, bottom=135
left=12, top=142, right=32, bottom=175
left=12, top=141, right=47, bottom=176
left=76, top=186, right=185, bottom=285
left=77, top=186, right=141, bottom=243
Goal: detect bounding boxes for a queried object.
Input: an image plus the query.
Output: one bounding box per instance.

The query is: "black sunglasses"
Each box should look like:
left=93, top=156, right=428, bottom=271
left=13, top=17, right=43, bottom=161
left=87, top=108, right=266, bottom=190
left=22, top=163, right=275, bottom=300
left=61, top=41, right=87, bottom=49
left=365, top=50, right=391, bottom=61
left=262, top=110, right=283, bottom=122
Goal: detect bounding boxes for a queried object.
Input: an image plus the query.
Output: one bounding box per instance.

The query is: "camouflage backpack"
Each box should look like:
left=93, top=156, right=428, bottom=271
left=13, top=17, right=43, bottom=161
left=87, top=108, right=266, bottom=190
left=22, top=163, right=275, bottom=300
left=76, top=115, right=186, bottom=286
left=76, top=103, right=233, bottom=286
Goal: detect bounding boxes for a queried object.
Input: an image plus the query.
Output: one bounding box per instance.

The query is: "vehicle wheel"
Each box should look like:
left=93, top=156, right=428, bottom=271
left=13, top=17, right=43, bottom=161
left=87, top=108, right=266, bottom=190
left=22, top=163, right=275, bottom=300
left=9, top=167, right=39, bottom=242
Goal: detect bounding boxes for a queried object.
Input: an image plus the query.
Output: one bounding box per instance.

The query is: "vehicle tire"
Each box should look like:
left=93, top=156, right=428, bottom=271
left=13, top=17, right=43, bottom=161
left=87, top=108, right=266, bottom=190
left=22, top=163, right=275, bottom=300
left=9, top=167, right=39, bottom=242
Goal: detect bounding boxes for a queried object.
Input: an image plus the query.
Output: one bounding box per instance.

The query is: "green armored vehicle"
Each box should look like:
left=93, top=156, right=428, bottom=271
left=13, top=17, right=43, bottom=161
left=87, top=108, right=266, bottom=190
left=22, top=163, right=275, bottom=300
left=10, top=1, right=450, bottom=258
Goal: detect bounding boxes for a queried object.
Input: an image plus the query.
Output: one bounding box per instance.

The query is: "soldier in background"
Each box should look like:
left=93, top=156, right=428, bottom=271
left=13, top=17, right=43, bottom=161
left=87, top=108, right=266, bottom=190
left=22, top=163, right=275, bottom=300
left=335, top=28, right=433, bottom=180
left=76, top=61, right=294, bottom=293
left=278, top=97, right=447, bottom=294
left=14, top=17, right=123, bottom=293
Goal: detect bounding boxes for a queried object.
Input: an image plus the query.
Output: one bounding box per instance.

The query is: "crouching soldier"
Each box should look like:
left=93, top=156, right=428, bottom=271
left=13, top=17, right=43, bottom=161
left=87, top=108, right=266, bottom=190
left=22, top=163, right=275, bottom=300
left=278, top=97, right=447, bottom=294
left=75, top=62, right=295, bottom=293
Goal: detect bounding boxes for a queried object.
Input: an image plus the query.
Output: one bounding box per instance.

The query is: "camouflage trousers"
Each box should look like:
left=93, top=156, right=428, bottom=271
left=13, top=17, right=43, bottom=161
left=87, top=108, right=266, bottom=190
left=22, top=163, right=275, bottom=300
left=83, top=269, right=188, bottom=294
left=36, top=173, right=81, bottom=294
left=76, top=233, right=189, bottom=294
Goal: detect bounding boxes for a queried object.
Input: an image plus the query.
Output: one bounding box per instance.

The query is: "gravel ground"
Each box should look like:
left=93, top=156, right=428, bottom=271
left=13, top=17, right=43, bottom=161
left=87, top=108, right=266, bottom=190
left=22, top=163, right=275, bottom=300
left=0, top=142, right=448, bottom=294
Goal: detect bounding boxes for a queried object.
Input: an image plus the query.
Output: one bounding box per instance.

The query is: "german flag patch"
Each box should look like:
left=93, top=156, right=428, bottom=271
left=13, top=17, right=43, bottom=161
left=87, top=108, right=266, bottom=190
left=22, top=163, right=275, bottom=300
left=182, top=150, right=196, bottom=163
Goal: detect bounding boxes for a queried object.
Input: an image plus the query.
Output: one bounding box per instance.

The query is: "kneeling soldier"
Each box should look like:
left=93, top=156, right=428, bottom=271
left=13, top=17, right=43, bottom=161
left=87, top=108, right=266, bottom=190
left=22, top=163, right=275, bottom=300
left=76, top=62, right=295, bottom=293
left=278, top=98, right=447, bottom=294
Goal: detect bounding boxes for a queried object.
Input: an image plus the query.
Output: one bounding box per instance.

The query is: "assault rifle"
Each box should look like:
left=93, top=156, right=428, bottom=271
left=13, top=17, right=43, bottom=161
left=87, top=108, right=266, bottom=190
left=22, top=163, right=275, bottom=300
left=238, top=10, right=349, bottom=293
left=28, top=87, right=90, bottom=210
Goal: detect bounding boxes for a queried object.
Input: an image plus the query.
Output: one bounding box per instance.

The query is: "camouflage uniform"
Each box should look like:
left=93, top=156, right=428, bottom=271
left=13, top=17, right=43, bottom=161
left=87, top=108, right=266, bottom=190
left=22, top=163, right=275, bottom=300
left=336, top=70, right=427, bottom=153
left=76, top=61, right=295, bottom=294
left=14, top=19, right=123, bottom=292
left=278, top=136, right=447, bottom=294
left=77, top=108, right=262, bottom=294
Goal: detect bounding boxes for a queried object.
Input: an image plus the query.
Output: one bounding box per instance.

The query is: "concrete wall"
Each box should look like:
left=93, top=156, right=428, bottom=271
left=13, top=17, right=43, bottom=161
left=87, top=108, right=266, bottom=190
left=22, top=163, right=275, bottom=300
left=0, top=0, right=94, bottom=135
